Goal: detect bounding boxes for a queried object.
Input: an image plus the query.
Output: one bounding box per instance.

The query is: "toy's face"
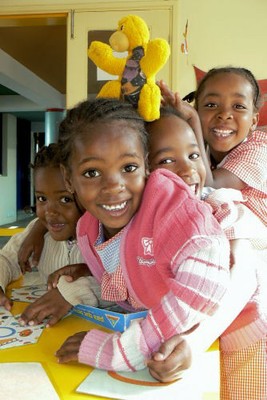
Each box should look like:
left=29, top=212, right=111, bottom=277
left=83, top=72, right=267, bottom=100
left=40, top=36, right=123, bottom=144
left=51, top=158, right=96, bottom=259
left=112, top=15, right=150, bottom=51
left=109, top=30, right=129, bottom=52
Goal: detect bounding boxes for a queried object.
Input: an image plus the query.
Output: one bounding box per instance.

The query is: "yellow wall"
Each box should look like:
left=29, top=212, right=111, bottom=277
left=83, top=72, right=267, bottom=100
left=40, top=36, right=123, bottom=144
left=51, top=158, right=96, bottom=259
left=1, top=0, right=267, bottom=97
left=177, top=0, right=267, bottom=96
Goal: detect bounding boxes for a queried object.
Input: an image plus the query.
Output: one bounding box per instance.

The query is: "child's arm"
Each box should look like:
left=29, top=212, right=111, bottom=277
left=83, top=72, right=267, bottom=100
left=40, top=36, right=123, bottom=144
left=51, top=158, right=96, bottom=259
left=18, top=288, right=73, bottom=327
left=47, top=264, right=114, bottom=309
left=18, top=218, right=47, bottom=273
left=47, top=263, right=91, bottom=290
left=19, top=258, right=104, bottom=327
left=57, top=332, right=87, bottom=363
left=0, top=219, right=40, bottom=299
left=147, top=239, right=257, bottom=382
left=19, top=267, right=98, bottom=327
left=0, top=286, right=13, bottom=311
left=56, top=233, right=229, bottom=370
left=211, top=168, right=246, bottom=190
left=146, top=332, right=192, bottom=382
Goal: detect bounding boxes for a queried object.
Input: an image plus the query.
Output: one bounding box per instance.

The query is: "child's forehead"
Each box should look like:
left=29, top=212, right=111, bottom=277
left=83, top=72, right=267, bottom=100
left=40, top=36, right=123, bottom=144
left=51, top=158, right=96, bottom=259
left=203, top=72, right=251, bottom=89
left=34, top=165, right=60, bottom=176
left=34, top=166, right=64, bottom=186
left=78, top=119, right=140, bottom=137
left=150, top=114, right=194, bottom=136
left=74, top=119, right=145, bottom=150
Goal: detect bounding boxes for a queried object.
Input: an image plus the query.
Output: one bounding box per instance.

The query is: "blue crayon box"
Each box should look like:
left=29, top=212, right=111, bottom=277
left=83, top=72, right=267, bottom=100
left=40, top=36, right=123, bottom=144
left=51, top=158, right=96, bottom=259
left=72, top=304, right=148, bottom=332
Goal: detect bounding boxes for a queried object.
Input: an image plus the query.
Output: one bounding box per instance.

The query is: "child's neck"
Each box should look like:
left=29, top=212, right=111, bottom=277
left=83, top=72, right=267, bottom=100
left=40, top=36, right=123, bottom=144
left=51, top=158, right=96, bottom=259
left=102, top=225, right=121, bottom=241
left=210, top=149, right=228, bottom=168
left=67, top=236, right=76, bottom=243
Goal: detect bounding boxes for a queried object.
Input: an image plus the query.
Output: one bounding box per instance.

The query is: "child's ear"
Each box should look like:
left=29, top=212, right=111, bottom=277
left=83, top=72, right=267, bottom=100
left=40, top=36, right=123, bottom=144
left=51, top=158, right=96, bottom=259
left=60, top=164, right=74, bottom=193
left=251, top=112, right=259, bottom=131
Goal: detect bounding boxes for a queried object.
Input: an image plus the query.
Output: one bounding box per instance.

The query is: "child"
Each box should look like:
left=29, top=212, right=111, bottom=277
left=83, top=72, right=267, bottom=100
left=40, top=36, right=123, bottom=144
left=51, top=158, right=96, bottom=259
left=54, top=97, right=230, bottom=372
left=159, top=67, right=267, bottom=226
left=0, top=143, right=101, bottom=327
left=146, top=106, right=267, bottom=399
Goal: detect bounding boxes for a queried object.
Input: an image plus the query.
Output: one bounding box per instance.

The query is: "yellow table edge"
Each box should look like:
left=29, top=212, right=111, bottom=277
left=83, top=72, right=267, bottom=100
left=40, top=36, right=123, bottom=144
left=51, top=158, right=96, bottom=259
left=1, top=280, right=219, bottom=399
left=0, top=227, right=25, bottom=236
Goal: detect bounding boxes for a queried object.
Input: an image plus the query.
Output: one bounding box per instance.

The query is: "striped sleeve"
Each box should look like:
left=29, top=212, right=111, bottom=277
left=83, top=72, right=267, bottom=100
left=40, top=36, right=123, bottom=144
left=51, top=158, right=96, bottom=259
left=0, top=219, right=38, bottom=290
left=78, top=235, right=230, bottom=371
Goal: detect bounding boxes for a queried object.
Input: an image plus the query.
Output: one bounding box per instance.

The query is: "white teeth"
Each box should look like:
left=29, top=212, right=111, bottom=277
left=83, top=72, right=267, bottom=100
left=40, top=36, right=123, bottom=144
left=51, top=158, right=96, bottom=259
left=213, top=129, right=233, bottom=137
left=102, top=201, right=127, bottom=211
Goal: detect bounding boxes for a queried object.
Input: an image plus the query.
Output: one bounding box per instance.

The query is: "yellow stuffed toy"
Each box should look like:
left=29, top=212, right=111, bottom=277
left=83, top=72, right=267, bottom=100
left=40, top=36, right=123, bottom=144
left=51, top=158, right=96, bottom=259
left=88, top=15, right=170, bottom=121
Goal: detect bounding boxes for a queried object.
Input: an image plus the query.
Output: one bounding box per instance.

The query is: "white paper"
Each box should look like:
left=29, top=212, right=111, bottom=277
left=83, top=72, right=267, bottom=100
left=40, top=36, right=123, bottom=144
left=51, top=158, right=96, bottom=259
left=97, top=51, right=127, bottom=81
left=77, top=351, right=219, bottom=400
left=0, top=362, right=59, bottom=399
left=11, top=284, right=47, bottom=303
left=0, top=306, right=44, bottom=350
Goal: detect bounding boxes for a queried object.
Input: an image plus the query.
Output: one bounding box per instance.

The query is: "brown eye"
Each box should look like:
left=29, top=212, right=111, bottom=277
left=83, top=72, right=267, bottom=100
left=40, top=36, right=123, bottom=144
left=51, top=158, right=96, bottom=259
left=61, top=196, right=73, bottom=204
left=189, top=153, right=200, bottom=160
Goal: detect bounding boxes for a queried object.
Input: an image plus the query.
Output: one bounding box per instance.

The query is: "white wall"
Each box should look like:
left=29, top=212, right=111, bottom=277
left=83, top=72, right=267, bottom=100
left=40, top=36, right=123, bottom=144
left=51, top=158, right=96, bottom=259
left=0, top=114, right=17, bottom=225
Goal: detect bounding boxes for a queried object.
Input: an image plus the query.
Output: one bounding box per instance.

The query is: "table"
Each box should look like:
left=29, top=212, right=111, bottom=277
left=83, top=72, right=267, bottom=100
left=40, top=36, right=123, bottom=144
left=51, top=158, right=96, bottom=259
left=0, top=227, right=25, bottom=249
left=0, top=228, right=25, bottom=236
left=1, top=281, right=219, bottom=400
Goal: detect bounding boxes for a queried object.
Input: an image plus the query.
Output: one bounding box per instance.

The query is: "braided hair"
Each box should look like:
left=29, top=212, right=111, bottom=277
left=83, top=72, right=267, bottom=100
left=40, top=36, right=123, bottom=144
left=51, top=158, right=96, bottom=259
left=194, top=66, right=262, bottom=112
left=58, top=98, right=148, bottom=168
left=30, top=143, right=62, bottom=215
left=31, top=143, right=61, bottom=170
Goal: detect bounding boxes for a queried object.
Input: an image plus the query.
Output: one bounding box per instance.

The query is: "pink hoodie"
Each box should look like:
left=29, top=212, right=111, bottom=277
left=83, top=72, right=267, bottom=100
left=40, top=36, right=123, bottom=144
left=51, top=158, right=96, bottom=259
left=77, top=169, right=230, bottom=371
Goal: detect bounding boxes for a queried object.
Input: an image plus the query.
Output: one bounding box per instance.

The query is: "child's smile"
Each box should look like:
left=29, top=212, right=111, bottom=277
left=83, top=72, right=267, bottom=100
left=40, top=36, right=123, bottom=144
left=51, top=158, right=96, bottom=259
left=148, top=115, right=206, bottom=198
left=197, top=72, right=259, bottom=162
left=35, top=166, right=81, bottom=242
left=66, top=120, right=147, bottom=239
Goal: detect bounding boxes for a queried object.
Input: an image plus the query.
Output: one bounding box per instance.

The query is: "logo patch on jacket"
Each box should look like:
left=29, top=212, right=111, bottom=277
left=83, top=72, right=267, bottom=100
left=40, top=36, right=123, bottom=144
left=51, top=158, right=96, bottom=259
left=142, top=237, right=154, bottom=255
left=136, top=237, right=155, bottom=267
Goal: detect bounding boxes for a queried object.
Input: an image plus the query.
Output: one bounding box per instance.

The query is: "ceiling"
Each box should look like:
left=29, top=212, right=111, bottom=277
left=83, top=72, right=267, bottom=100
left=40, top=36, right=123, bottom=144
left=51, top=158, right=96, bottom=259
left=0, top=14, right=67, bottom=124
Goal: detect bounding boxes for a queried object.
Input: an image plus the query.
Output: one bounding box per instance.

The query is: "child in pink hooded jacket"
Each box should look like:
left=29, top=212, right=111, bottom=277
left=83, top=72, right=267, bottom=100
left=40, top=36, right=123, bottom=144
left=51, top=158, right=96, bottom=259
left=54, top=97, right=230, bottom=371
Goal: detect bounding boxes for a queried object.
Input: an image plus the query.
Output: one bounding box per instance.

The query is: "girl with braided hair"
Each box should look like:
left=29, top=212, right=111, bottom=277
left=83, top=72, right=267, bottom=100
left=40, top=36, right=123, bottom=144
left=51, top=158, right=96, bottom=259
left=146, top=105, right=267, bottom=399
left=55, top=97, right=230, bottom=372
left=0, top=143, right=101, bottom=327
left=159, top=66, right=267, bottom=226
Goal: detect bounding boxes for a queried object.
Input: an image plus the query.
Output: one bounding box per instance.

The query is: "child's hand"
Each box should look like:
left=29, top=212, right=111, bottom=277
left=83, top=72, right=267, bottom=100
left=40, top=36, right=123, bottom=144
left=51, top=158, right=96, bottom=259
left=146, top=335, right=192, bottom=383
left=47, top=263, right=91, bottom=290
left=18, top=288, right=72, bottom=327
left=18, top=219, right=47, bottom=273
left=18, top=240, right=43, bottom=273
left=0, top=287, right=13, bottom=311
left=56, top=331, right=87, bottom=363
left=158, top=80, right=197, bottom=120
left=157, top=79, right=177, bottom=107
